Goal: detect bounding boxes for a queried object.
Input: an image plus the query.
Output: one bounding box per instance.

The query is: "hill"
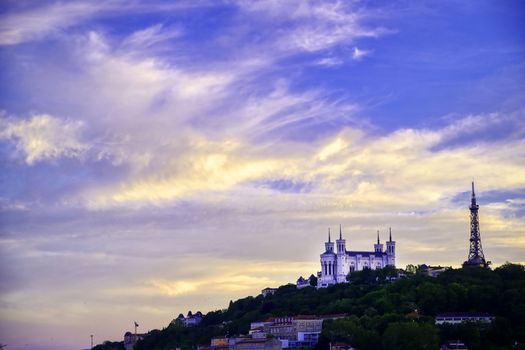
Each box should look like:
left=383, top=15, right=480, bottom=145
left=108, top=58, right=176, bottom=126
left=94, top=263, right=525, bottom=350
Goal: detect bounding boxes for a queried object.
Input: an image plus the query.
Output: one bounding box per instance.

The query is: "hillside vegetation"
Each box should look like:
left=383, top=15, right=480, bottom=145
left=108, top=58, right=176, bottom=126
left=94, top=263, right=525, bottom=350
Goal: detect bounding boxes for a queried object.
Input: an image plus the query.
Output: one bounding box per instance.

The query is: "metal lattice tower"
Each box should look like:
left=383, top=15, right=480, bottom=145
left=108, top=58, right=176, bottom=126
left=463, top=182, right=489, bottom=267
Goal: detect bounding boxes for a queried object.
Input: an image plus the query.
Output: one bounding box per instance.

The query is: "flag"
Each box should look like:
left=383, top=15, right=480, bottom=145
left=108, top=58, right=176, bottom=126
left=134, top=321, right=139, bottom=327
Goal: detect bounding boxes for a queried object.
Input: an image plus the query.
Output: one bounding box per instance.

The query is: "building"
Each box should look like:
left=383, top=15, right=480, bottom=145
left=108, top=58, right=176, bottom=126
left=249, top=320, right=273, bottom=337
left=267, top=316, right=296, bottom=341
left=293, top=315, right=323, bottom=348
left=435, top=312, right=494, bottom=325
left=233, top=338, right=282, bottom=350
left=261, top=287, right=278, bottom=297
left=330, top=343, right=359, bottom=350
left=249, top=314, right=345, bottom=348
left=296, top=274, right=316, bottom=289
left=211, top=337, right=229, bottom=347
left=317, top=226, right=396, bottom=288
left=419, top=264, right=450, bottom=277
left=202, top=337, right=281, bottom=350
left=123, top=331, right=146, bottom=350
left=249, top=316, right=298, bottom=348
left=442, top=340, right=468, bottom=350
left=208, top=337, right=230, bottom=350
left=176, top=311, right=203, bottom=326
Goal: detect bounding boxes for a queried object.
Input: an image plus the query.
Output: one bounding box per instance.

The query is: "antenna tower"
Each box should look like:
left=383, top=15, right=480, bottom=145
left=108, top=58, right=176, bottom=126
left=463, top=182, right=490, bottom=268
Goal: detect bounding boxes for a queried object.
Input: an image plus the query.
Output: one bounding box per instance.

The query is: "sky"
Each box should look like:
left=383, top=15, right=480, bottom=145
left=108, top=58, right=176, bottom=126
left=0, top=0, right=524, bottom=349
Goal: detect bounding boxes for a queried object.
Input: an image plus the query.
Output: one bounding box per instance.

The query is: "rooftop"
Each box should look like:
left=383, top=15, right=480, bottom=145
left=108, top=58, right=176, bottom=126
left=436, top=312, right=493, bottom=318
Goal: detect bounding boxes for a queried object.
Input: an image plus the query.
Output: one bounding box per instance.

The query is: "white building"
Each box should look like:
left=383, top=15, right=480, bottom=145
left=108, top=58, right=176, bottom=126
left=317, top=226, right=396, bottom=288
left=261, top=287, right=278, bottom=297
left=232, top=338, right=282, bottom=350
left=176, top=311, right=203, bottom=326
left=296, top=275, right=316, bottom=289
left=435, top=312, right=494, bottom=324
left=249, top=315, right=345, bottom=349
left=419, top=264, right=450, bottom=277
left=442, top=340, right=468, bottom=350
left=123, top=332, right=145, bottom=350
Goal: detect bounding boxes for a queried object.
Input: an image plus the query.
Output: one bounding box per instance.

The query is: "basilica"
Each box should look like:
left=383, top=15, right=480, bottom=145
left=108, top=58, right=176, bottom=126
left=317, top=226, right=396, bottom=288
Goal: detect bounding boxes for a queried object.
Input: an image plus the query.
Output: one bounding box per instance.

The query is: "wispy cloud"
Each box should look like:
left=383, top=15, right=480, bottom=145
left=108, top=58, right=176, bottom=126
left=0, top=114, right=88, bottom=164
left=315, top=57, right=345, bottom=66
left=121, top=24, right=183, bottom=51
left=352, top=47, right=370, bottom=60
left=0, top=1, right=215, bottom=46
left=0, top=2, right=110, bottom=45
left=237, top=0, right=386, bottom=56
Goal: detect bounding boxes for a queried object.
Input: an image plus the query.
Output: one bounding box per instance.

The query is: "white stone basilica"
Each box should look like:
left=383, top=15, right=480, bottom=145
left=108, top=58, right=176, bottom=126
left=317, top=226, right=396, bottom=288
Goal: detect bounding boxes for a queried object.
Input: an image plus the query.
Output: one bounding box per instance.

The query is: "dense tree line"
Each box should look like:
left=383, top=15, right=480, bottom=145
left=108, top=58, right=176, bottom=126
left=93, top=340, right=124, bottom=350
left=317, top=264, right=525, bottom=350
left=95, top=263, right=525, bottom=350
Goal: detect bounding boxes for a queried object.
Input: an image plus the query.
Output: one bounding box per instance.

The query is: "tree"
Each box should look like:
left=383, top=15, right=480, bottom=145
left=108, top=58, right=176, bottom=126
left=347, top=267, right=375, bottom=284
left=495, top=262, right=525, bottom=284
left=416, top=282, right=447, bottom=315
left=309, top=274, right=318, bottom=287
left=93, top=341, right=124, bottom=350
left=405, top=264, right=417, bottom=275
left=382, top=322, right=439, bottom=350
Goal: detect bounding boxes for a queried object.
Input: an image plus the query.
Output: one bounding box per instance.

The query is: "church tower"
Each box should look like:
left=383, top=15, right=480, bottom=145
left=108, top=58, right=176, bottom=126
left=374, top=230, right=384, bottom=253
left=386, top=227, right=396, bottom=266
left=318, top=229, right=337, bottom=288
left=463, top=182, right=489, bottom=268
left=324, top=228, right=334, bottom=253
left=335, top=225, right=348, bottom=283
left=336, top=225, right=346, bottom=254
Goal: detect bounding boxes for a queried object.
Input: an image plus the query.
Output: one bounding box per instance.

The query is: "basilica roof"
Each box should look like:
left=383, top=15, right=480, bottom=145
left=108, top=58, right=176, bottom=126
left=346, top=251, right=386, bottom=257
left=321, top=250, right=336, bottom=256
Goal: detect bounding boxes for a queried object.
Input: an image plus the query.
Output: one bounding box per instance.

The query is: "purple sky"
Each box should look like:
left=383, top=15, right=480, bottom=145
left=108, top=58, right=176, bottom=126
left=1, top=1, right=525, bottom=349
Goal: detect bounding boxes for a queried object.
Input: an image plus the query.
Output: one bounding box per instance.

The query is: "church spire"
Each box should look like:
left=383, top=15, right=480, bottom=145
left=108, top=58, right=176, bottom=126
left=374, top=229, right=383, bottom=253
left=389, top=227, right=392, bottom=241
left=339, top=224, right=342, bottom=240
left=325, top=227, right=335, bottom=253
